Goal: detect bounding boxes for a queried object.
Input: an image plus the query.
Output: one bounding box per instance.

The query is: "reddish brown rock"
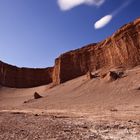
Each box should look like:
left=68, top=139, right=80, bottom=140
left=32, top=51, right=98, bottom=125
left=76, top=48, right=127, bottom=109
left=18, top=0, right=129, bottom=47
left=104, top=71, right=122, bottom=82
left=0, top=61, right=53, bottom=88
left=0, top=18, right=140, bottom=87
left=86, top=71, right=99, bottom=80
left=53, top=17, right=140, bottom=84
left=53, top=44, right=97, bottom=84
left=86, top=71, right=93, bottom=80
left=34, top=92, right=42, bottom=99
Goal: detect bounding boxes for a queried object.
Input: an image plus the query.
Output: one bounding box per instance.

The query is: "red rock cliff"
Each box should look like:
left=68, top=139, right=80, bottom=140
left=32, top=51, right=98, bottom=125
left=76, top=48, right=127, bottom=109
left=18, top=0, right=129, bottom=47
left=0, top=18, right=140, bottom=87
left=0, top=61, right=53, bottom=88
left=53, top=17, right=140, bottom=84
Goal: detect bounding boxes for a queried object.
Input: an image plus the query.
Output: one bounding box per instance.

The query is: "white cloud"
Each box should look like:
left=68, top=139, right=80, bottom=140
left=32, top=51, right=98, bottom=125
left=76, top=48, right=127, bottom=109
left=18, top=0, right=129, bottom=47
left=57, top=0, right=105, bottom=11
left=94, top=14, right=112, bottom=29
left=94, top=0, right=133, bottom=29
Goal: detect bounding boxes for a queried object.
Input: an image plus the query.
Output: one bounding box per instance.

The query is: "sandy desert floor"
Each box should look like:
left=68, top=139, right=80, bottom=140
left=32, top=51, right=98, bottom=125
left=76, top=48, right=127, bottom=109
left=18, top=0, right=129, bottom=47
left=0, top=66, right=140, bottom=139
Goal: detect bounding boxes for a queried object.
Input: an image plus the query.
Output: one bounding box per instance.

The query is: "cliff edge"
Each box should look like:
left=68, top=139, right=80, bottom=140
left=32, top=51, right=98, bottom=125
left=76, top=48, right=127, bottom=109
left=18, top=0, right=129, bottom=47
left=0, top=17, right=140, bottom=88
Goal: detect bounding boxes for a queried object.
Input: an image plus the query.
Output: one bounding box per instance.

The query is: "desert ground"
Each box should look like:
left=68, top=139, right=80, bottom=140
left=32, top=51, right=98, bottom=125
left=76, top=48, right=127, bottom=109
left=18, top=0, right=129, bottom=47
left=0, top=66, right=140, bottom=140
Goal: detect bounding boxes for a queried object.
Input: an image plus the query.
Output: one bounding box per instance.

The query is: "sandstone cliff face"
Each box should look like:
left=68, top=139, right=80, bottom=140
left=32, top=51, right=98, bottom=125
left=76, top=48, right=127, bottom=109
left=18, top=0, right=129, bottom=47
left=0, top=61, right=53, bottom=88
left=0, top=18, right=140, bottom=87
left=53, top=44, right=97, bottom=84
left=53, top=18, right=140, bottom=84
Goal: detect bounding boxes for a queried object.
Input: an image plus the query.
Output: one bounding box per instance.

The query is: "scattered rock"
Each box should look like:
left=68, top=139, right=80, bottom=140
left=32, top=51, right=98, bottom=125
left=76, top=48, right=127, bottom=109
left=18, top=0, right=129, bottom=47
left=82, top=126, right=88, bottom=129
left=102, top=130, right=109, bottom=133
left=11, top=112, right=25, bottom=115
left=128, top=120, right=133, bottom=123
left=100, top=73, right=107, bottom=78
left=113, top=124, right=120, bottom=129
left=109, top=71, right=120, bottom=81
left=34, top=114, right=39, bottom=116
left=110, top=108, right=118, bottom=112
left=119, top=125, right=125, bottom=129
left=23, top=101, right=28, bottom=104
left=105, top=71, right=124, bottom=82
left=136, top=87, right=140, bottom=90
left=34, top=92, right=42, bottom=99
left=1, top=112, right=140, bottom=140
left=89, top=133, right=102, bottom=139
left=63, top=129, right=71, bottom=132
left=23, top=99, right=34, bottom=104
left=87, top=71, right=93, bottom=80
left=86, top=71, right=99, bottom=80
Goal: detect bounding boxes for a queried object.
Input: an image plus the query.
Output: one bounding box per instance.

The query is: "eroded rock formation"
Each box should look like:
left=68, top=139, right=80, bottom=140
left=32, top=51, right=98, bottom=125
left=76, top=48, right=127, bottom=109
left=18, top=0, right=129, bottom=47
left=0, top=61, right=53, bottom=88
left=53, top=17, right=140, bottom=84
left=0, top=17, right=139, bottom=87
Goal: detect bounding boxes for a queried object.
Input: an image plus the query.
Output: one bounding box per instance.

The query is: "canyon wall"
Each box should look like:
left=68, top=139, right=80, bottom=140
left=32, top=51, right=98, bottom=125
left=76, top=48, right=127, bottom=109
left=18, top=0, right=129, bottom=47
left=0, top=18, right=139, bottom=87
left=53, top=18, right=140, bottom=84
left=0, top=61, right=53, bottom=88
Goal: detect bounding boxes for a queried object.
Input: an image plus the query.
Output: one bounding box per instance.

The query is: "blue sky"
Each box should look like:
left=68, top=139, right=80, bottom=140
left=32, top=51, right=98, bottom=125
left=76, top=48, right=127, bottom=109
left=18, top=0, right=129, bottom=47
left=0, top=0, right=139, bottom=68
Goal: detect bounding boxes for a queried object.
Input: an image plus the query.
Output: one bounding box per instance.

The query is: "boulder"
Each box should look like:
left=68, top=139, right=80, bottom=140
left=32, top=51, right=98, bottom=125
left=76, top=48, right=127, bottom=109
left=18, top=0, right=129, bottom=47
left=34, top=92, right=42, bottom=99
left=86, top=71, right=99, bottom=80
left=105, top=71, right=124, bottom=82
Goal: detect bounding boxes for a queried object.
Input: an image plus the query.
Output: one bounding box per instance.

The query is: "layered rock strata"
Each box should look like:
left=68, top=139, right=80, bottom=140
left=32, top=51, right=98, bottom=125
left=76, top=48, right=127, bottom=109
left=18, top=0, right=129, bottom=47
left=53, top=18, right=140, bottom=84
left=0, top=61, right=53, bottom=88
left=0, top=18, right=139, bottom=87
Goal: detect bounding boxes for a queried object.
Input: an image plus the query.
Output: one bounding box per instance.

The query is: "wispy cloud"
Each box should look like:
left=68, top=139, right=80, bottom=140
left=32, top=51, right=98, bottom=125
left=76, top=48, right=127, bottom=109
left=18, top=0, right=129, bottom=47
left=57, top=0, right=105, bottom=11
left=94, top=0, right=134, bottom=29
left=112, top=0, right=133, bottom=16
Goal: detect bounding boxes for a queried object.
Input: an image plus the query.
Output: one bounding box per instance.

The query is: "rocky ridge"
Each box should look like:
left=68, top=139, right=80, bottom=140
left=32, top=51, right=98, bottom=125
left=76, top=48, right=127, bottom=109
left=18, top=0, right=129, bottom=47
left=0, top=17, right=140, bottom=88
left=53, top=17, right=140, bottom=84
